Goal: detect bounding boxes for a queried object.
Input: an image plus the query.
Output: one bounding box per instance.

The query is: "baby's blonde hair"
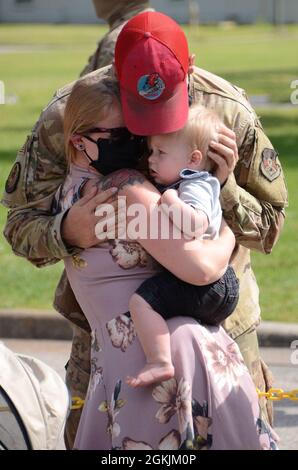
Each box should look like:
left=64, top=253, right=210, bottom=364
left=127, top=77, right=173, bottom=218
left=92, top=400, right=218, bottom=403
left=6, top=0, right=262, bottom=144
left=180, top=103, right=222, bottom=171
left=64, top=74, right=120, bottom=163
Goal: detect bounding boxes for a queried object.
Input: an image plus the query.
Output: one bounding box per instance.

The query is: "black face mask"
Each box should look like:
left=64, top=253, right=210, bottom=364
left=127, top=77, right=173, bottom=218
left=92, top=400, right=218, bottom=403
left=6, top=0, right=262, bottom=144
left=82, top=127, right=148, bottom=175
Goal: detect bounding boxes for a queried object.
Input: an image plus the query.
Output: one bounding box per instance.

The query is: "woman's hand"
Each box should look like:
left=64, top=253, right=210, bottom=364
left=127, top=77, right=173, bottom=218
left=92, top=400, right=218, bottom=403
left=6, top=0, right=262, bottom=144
left=208, top=124, right=239, bottom=185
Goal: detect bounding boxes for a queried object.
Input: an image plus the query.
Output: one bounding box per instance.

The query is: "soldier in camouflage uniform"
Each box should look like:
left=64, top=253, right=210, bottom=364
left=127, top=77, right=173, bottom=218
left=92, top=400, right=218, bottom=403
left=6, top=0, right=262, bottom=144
left=2, top=9, right=287, bottom=449
left=80, top=0, right=154, bottom=77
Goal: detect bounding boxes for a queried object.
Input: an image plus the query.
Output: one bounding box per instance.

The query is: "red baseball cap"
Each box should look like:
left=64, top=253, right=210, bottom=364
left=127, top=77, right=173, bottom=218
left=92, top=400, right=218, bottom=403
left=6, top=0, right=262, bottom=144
left=115, top=11, right=189, bottom=136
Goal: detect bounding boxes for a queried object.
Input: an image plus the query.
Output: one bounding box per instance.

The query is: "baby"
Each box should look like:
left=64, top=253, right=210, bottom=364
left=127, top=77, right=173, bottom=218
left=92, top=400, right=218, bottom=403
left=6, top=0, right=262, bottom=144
left=126, top=104, right=239, bottom=387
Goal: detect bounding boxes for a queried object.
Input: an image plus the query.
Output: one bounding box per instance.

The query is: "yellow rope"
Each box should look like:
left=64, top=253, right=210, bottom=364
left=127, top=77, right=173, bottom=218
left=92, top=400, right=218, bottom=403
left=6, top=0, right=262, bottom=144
left=71, top=389, right=298, bottom=410
left=71, top=396, right=85, bottom=410
left=257, top=388, right=298, bottom=401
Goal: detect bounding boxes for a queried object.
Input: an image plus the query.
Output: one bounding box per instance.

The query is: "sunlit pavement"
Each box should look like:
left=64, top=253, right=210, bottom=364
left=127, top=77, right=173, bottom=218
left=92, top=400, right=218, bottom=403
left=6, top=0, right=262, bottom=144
left=1, top=339, right=297, bottom=451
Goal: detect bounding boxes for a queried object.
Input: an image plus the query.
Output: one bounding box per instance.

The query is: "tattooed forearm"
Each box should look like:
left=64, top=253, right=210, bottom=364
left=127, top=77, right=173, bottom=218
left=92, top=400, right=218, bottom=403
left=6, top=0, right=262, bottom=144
left=96, top=169, right=146, bottom=192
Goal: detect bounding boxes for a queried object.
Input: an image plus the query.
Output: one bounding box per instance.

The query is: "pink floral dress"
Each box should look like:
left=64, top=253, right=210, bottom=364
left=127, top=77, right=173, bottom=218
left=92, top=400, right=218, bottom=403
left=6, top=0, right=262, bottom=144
left=58, top=165, right=278, bottom=450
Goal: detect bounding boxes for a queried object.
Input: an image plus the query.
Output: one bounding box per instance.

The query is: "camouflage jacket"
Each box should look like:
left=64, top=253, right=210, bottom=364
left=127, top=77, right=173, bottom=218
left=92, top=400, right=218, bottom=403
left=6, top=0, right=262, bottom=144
left=2, top=64, right=288, bottom=339
left=80, top=2, right=153, bottom=77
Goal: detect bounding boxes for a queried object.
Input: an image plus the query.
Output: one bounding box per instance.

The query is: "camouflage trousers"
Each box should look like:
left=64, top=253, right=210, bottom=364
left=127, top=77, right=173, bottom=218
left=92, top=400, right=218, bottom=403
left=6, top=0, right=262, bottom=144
left=234, top=326, right=274, bottom=427
left=64, top=324, right=274, bottom=449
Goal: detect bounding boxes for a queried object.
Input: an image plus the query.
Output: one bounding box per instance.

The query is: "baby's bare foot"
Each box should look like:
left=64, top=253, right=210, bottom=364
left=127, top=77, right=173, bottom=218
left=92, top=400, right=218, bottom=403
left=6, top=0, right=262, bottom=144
left=126, top=363, right=174, bottom=388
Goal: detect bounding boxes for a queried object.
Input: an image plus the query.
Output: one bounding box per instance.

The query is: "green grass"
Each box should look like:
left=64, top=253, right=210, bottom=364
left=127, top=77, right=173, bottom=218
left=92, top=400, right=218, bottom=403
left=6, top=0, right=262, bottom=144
left=251, top=108, right=298, bottom=322
left=186, top=23, right=298, bottom=103
left=0, top=24, right=298, bottom=321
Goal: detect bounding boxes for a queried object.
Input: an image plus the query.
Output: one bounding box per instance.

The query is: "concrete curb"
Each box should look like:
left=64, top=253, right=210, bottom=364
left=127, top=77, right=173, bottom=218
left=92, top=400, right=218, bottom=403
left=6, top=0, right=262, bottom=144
left=0, top=309, right=72, bottom=340
left=0, top=309, right=298, bottom=347
left=257, top=321, right=298, bottom=348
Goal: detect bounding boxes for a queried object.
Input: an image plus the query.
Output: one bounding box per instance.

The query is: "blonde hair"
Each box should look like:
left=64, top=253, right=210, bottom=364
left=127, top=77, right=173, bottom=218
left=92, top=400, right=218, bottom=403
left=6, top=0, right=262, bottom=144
left=64, top=74, right=120, bottom=163
left=180, top=104, right=222, bottom=171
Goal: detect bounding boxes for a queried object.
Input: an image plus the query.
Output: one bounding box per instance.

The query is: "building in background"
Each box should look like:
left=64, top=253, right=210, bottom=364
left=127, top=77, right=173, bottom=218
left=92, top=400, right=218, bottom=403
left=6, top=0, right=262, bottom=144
left=0, top=0, right=297, bottom=24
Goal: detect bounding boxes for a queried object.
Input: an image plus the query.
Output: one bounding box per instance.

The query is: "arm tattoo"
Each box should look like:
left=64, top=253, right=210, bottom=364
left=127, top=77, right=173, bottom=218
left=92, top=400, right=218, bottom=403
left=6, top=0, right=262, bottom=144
left=95, top=169, right=146, bottom=192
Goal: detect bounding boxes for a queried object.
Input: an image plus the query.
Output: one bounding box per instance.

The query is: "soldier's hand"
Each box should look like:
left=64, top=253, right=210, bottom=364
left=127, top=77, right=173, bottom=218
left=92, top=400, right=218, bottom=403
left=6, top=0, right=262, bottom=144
left=208, top=125, right=239, bottom=185
left=61, top=186, right=119, bottom=249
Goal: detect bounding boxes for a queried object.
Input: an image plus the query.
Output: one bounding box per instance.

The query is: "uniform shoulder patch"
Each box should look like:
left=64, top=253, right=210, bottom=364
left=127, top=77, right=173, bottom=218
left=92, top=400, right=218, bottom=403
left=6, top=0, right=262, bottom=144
left=260, top=148, right=281, bottom=182
left=5, top=162, right=21, bottom=193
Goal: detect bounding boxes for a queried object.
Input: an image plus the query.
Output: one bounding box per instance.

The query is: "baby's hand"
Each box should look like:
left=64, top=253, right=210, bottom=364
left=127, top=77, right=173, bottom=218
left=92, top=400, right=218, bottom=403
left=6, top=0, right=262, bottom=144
left=161, top=189, right=178, bottom=203
left=160, top=188, right=179, bottom=204
left=163, top=188, right=178, bottom=197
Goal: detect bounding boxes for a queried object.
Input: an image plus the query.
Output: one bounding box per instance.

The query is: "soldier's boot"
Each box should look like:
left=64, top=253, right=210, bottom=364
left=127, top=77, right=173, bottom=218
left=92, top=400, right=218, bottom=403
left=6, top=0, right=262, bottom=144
left=64, top=325, right=91, bottom=450
left=235, top=327, right=274, bottom=427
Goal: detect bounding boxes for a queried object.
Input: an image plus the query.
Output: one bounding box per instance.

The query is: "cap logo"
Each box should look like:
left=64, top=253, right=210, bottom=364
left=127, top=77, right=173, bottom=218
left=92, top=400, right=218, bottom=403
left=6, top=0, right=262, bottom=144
left=137, top=73, right=165, bottom=100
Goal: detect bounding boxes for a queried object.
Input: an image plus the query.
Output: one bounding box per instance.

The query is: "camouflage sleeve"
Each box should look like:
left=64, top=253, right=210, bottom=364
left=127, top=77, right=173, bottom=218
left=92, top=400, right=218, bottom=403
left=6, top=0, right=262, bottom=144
left=220, top=118, right=288, bottom=254
left=2, top=91, right=81, bottom=268
left=79, top=30, right=117, bottom=77
left=79, top=5, right=153, bottom=77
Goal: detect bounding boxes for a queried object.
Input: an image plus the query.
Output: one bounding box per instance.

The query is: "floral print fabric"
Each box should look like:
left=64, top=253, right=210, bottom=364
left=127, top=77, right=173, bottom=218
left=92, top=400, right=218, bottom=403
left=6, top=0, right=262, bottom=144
left=62, top=165, right=277, bottom=450
left=64, top=244, right=277, bottom=450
